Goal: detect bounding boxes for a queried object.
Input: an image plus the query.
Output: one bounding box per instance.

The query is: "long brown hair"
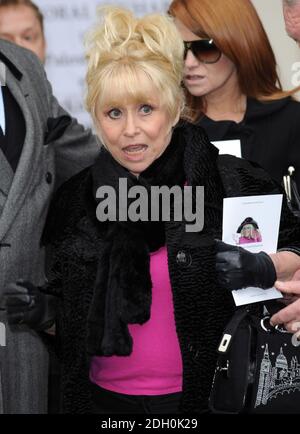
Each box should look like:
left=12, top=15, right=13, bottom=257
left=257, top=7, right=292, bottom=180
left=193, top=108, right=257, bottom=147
left=169, top=0, right=298, bottom=120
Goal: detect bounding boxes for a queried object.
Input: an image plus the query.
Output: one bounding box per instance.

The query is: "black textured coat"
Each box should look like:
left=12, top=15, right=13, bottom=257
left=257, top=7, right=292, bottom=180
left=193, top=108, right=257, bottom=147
left=43, top=123, right=300, bottom=414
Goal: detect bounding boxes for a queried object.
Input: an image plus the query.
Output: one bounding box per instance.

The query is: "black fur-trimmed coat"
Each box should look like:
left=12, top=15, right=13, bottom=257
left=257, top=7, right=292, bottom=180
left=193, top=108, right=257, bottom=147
left=43, top=123, right=300, bottom=413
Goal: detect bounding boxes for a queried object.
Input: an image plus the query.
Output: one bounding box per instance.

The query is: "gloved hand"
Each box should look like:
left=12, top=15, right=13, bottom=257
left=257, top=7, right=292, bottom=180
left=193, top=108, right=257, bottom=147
left=2, top=280, right=57, bottom=331
left=215, top=240, right=277, bottom=290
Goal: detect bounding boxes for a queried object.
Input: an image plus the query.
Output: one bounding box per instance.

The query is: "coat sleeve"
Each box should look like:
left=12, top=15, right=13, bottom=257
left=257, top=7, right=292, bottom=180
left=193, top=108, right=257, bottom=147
left=49, top=93, right=100, bottom=188
left=20, top=45, right=100, bottom=189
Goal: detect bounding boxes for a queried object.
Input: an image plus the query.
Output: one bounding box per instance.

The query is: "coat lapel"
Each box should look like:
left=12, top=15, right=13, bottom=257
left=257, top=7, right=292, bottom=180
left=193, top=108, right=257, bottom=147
left=0, top=66, right=39, bottom=240
left=0, top=147, right=13, bottom=214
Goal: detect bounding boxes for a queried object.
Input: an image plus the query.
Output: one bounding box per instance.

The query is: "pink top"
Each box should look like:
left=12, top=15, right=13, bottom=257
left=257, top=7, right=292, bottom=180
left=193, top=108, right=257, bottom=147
left=239, top=235, right=262, bottom=244
left=89, top=246, right=183, bottom=395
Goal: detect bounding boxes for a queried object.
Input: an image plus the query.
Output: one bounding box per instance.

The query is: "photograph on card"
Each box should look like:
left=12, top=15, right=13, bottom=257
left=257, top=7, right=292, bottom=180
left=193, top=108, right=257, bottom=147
left=236, top=217, right=262, bottom=245
left=222, top=194, right=283, bottom=254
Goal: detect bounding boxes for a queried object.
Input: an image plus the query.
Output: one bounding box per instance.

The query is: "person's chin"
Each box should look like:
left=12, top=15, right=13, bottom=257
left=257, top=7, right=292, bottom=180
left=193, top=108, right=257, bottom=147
left=185, top=82, right=208, bottom=97
left=124, top=161, right=150, bottom=176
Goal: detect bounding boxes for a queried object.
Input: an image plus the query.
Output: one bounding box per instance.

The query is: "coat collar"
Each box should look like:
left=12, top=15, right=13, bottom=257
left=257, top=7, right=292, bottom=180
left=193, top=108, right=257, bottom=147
left=0, top=50, right=23, bottom=81
left=0, top=55, right=38, bottom=241
left=0, top=147, right=13, bottom=214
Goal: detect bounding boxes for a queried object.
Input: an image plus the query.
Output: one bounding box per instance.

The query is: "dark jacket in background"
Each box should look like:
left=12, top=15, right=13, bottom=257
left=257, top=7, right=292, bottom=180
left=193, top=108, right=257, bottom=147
left=199, top=97, right=300, bottom=189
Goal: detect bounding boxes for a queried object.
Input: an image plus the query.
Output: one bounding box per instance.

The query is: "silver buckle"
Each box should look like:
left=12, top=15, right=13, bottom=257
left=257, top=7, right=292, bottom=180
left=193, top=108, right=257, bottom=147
left=218, top=334, right=232, bottom=353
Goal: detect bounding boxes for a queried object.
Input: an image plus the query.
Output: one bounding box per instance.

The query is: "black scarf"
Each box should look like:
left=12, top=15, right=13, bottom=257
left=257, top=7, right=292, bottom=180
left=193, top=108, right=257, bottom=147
left=87, top=132, right=186, bottom=356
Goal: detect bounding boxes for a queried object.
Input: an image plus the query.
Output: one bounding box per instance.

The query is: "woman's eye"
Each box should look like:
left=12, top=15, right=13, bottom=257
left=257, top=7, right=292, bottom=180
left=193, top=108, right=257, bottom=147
left=107, top=108, right=122, bottom=119
left=140, top=105, right=153, bottom=115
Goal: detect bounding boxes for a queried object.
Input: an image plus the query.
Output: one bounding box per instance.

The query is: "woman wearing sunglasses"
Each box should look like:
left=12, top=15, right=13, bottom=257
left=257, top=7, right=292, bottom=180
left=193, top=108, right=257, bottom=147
left=169, top=0, right=300, bottom=190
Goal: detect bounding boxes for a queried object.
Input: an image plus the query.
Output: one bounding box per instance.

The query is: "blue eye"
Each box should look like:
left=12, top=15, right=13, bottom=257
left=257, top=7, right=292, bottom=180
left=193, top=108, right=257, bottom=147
left=108, top=108, right=122, bottom=119
left=140, top=105, right=153, bottom=115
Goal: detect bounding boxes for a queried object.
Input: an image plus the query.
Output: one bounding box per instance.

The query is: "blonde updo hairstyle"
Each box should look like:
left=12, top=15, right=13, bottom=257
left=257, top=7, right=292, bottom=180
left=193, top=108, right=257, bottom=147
left=85, top=6, right=185, bottom=130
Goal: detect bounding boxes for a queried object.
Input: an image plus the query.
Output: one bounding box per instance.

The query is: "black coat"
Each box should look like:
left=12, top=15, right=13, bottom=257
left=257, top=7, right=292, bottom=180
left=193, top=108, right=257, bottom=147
left=199, top=97, right=300, bottom=189
left=43, top=123, right=300, bottom=413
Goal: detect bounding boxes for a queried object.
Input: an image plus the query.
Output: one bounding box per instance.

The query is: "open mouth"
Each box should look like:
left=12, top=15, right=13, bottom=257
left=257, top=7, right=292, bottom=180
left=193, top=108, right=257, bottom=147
left=123, top=144, right=148, bottom=154
left=185, top=74, right=205, bottom=82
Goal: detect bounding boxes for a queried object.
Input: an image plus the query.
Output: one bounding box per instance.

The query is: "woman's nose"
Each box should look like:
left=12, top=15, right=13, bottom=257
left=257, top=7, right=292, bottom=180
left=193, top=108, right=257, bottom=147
left=184, top=49, right=200, bottom=68
left=124, top=114, right=139, bottom=136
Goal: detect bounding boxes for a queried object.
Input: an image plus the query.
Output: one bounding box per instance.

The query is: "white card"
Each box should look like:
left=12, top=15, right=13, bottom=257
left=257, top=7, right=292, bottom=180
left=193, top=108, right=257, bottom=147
left=232, top=286, right=283, bottom=306
left=212, top=139, right=241, bottom=158
left=222, top=194, right=283, bottom=306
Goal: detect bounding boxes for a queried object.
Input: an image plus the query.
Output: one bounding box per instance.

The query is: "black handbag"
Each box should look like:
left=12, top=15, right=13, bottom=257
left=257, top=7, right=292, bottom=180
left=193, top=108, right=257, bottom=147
left=283, top=166, right=300, bottom=218
left=209, top=305, right=300, bottom=414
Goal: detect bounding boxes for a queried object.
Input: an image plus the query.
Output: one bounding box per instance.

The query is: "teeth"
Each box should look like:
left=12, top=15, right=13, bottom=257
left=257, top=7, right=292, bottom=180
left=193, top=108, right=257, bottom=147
left=124, top=145, right=146, bottom=153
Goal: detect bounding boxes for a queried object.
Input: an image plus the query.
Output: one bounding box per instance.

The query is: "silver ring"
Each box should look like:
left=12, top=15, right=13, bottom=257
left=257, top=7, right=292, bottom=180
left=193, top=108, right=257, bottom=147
left=260, top=316, right=273, bottom=332
left=275, top=324, right=289, bottom=334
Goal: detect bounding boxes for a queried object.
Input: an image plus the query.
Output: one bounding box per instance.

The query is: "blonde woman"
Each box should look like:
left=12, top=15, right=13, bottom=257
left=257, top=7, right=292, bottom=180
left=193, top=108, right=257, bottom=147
left=4, top=7, right=300, bottom=414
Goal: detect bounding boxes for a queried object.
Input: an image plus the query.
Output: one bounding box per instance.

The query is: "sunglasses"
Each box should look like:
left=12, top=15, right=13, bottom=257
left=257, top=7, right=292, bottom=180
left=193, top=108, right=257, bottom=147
left=183, top=39, right=222, bottom=64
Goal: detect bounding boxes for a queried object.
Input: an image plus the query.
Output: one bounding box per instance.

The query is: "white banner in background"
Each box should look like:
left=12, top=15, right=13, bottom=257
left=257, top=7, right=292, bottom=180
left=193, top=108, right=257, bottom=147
left=34, top=0, right=170, bottom=128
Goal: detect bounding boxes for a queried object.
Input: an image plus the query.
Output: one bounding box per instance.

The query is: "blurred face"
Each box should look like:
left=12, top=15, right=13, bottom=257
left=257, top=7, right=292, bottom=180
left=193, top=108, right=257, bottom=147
left=0, top=5, right=46, bottom=63
left=96, top=80, right=177, bottom=176
left=174, top=18, right=238, bottom=98
left=242, top=224, right=254, bottom=238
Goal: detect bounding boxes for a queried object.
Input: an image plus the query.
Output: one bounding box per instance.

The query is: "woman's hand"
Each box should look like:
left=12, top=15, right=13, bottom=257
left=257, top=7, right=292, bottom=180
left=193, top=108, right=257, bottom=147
left=215, top=240, right=276, bottom=290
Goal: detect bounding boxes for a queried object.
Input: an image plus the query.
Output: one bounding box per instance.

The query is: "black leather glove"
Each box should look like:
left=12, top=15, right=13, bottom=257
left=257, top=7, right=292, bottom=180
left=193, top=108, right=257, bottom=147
left=2, top=280, right=57, bottom=331
left=215, top=240, right=277, bottom=290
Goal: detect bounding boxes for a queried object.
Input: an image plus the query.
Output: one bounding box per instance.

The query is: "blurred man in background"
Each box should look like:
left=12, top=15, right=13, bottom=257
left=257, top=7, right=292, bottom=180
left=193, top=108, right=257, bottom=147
left=0, top=0, right=45, bottom=62
left=0, top=36, right=98, bottom=414
left=0, top=1, right=76, bottom=414
left=0, top=2, right=98, bottom=413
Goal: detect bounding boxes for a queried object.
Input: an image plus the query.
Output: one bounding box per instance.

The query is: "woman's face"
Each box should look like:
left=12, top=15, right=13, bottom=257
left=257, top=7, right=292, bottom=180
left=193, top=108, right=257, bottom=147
left=242, top=224, right=254, bottom=238
left=96, top=80, right=176, bottom=176
left=174, top=18, right=238, bottom=99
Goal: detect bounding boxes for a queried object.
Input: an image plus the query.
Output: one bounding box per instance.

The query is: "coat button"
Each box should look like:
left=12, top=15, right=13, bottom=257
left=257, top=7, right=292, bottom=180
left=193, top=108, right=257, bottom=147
left=176, top=250, right=192, bottom=267
left=46, top=172, right=53, bottom=184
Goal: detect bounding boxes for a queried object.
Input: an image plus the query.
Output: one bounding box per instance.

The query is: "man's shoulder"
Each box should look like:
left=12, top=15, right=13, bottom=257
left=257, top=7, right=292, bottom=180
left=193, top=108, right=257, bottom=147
left=0, top=38, right=44, bottom=77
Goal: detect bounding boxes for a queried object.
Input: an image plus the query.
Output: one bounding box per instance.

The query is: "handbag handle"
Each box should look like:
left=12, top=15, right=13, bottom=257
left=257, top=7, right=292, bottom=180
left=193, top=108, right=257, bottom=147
left=283, top=166, right=295, bottom=202
left=217, top=306, right=250, bottom=354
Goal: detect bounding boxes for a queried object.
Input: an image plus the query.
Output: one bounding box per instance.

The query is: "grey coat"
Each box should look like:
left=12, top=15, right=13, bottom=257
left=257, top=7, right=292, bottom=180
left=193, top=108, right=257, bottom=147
left=0, top=39, right=99, bottom=414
